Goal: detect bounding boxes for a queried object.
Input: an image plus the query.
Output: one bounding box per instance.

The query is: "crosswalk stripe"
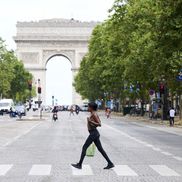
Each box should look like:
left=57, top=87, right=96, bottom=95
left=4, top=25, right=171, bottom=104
left=71, top=165, right=93, bottom=176
left=113, top=165, right=138, bottom=176
left=0, top=165, right=13, bottom=176
left=150, top=165, right=180, bottom=176
left=28, top=165, right=51, bottom=176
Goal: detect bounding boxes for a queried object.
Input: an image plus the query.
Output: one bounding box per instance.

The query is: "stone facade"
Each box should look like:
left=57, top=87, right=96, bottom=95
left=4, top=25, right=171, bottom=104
left=14, top=18, right=98, bottom=105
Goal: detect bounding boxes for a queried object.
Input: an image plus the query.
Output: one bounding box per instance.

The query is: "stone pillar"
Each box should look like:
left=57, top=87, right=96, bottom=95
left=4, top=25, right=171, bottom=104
left=71, top=68, right=83, bottom=105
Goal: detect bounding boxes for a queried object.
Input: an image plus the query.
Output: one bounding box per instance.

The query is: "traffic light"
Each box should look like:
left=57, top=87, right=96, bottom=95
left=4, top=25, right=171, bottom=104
left=38, top=87, right=41, bottom=94
left=28, top=80, right=32, bottom=91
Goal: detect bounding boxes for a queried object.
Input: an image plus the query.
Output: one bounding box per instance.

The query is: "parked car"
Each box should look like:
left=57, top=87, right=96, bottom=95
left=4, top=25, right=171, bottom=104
left=15, top=105, right=26, bottom=116
left=0, top=110, right=3, bottom=116
left=32, top=104, right=39, bottom=111
left=0, top=99, right=14, bottom=113
left=81, top=104, right=88, bottom=112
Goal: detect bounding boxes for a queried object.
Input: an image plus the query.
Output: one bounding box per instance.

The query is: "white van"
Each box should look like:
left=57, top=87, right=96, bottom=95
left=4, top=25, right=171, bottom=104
left=0, top=99, right=14, bottom=113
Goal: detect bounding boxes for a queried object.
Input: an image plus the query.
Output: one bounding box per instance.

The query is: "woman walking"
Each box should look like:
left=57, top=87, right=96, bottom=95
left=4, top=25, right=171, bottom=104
left=71, top=102, right=114, bottom=170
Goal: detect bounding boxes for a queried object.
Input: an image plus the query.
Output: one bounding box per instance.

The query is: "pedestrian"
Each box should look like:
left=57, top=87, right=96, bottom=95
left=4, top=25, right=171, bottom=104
left=71, top=102, right=114, bottom=170
left=52, top=106, right=58, bottom=121
left=70, top=105, right=74, bottom=116
left=106, top=108, right=111, bottom=119
left=169, top=107, right=175, bottom=126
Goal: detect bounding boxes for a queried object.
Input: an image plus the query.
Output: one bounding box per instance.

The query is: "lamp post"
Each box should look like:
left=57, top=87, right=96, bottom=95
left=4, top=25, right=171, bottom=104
left=37, top=79, right=42, bottom=108
left=28, top=80, right=32, bottom=109
left=52, top=96, right=55, bottom=107
left=177, top=69, right=182, bottom=119
left=159, top=78, right=168, bottom=120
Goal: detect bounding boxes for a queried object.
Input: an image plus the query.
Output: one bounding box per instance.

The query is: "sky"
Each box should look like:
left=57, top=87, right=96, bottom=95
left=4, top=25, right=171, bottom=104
left=46, top=57, right=72, bottom=105
left=0, top=0, right=114, bottom=105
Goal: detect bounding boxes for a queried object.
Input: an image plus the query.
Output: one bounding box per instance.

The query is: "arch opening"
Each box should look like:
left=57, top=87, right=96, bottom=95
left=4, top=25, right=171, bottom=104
left=46, top=55, right=72, bottom=106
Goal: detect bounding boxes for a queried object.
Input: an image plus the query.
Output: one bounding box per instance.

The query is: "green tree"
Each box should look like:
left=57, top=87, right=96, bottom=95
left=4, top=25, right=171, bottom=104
left=0, top=37, right=35, bottom=102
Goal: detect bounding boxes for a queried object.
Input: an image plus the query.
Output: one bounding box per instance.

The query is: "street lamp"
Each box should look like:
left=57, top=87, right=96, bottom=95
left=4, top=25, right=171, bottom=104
left=159, top=78, right=168, bottom=120
left=52, top=95, right=55, bottom=107
left=37, top=79, right=42, bottom=108
left=28, top=80, right=32, bottom=109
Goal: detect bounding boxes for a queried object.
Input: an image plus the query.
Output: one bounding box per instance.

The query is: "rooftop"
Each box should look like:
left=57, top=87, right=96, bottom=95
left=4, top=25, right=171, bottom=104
left=17, top=18, right=99, bottom=28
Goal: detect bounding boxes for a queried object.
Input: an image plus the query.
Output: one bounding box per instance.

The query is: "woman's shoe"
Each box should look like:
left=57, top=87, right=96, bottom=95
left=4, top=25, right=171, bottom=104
left=104, top=163, right=115, bottom=169
left=71, top=163, right=82, bottom=169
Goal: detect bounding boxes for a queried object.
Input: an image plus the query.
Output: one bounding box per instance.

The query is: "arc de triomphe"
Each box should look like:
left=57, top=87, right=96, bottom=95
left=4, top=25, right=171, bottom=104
left=14, top=19, right=98, bottom=105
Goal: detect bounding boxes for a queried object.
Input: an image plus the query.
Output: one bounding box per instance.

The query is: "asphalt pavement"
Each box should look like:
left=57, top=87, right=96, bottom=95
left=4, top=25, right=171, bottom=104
left=0, top=111, right=181, bottom=182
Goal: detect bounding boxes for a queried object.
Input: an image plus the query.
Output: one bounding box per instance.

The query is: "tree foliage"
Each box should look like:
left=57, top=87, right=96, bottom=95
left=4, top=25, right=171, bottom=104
left=0, top=38, right=34, bottom=102
left=74, top=0, right=182, bottom=104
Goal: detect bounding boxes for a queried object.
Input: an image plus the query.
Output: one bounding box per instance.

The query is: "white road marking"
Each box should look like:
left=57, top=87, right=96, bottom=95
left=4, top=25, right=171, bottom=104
left=29, top=165, right=52, bottom=176
left=152, top=147, right=161, bottom=151
left=150, top=165, right=180, bottom=176
left=103, top=124, right=177, bottom=160
left=0, top=165, right=13, bottom=176
left=145, top=144, right=153, bottom=148
left=141, top=124, right=182, bottom=137
left=71, top=165, right=93, bottom=176
left=161, top=151, right=172, bottom=156
left=113, top=165, right=138, bottom=176
left=173, top=156, right=182, bottom=161
left=3, top=122, right=42, bottom=147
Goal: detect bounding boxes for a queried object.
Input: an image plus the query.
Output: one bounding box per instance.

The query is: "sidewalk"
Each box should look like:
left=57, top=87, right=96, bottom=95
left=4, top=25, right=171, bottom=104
left=124, top=115, right=182, bottom=128
left=108, top=111, right=182, bottom=127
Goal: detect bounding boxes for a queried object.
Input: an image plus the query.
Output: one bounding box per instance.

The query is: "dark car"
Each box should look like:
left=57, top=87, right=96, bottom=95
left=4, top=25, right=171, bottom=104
left=15, top=105, right=26, bottom=116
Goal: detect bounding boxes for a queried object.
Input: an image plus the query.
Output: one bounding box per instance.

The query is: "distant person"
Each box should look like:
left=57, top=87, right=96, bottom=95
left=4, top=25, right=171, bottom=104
left=52, top=106, right=58, bottom=113
left=71, top=102, right=114, bottom=170
left=169, top=107, right=175, bottom=126
left=106, top=108, right=111, bottom=119
left=70, top=105, right=74, bottom=116
left=52, top=106, right=58, bottom=120
left=9, top=107, right=13, bottom=118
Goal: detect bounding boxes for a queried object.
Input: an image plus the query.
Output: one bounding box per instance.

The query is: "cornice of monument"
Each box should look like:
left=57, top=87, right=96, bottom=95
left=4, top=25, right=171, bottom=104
left=13, top=35, right=90, bottom=42
left=16, top=18, right=100, bottom=28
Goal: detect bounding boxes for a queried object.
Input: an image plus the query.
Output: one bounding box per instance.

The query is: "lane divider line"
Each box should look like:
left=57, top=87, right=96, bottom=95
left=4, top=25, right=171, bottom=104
left=0, top=165, right=13, bottom=176
left=3, top=122, right=42, bottom=147
left=103, top=123, right=182, bottom=162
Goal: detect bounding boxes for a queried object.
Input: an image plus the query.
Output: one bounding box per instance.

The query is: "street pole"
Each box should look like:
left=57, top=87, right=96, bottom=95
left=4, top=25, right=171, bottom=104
left=28, top=80, right=32, bottom=109
left=52, top=96, right=54, bottom=107
left=176, top=69, right=182, bottom=120
left=179, top=81, right=182, bottom=120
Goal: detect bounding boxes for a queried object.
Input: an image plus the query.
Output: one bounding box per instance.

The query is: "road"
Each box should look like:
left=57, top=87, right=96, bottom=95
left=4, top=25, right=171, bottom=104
left=0, top=111, right=181, bottom=182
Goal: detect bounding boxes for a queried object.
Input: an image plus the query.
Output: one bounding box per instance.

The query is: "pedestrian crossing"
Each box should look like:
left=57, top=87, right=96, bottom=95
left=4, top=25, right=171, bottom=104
left=0, top=164, right=181, bottom=177
left=150, top=165, right=180, bottom=177
left=71, top=165, right=93, bottom=175
left=28, top=165, right=52, bottom=176
left=0, top=165, right=13, bottom=176
left=113, top=165, right=138, bottom=176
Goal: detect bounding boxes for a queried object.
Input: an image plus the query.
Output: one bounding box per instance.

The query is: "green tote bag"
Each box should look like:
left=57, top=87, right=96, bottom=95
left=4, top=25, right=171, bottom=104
left=86, top=143, right=96, bottom=157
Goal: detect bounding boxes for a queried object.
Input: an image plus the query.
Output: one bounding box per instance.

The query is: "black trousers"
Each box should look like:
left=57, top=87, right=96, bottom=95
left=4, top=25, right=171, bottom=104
left=78, top=129, right=112, bottom=165
left=170, top=117, right=174, bottom=126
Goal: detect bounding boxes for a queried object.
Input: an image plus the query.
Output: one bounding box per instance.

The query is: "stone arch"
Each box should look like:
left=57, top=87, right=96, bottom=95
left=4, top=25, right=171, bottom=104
left=14, top=19, right=98, bottom=105
left=42, top=50, right=76, bottom=68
